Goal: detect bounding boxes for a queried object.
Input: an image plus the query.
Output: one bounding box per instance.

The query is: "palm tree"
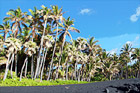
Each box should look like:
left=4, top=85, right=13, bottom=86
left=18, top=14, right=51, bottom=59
left=34, top=6, right=52, bottom=79
left=101, top=56, right=119, bottom=81
left=4, top=7, right=27, bottom=37
left=84, top=37, right=101, bottom=81
left=47, top=5, right=64, bottom=81
left=120, top=43, right=132, bottom=79
left=0, top=21, right=11, bottom=40
left=72, top=38, right=87, bottom=80
left=63, top=43, right=74, bottom=80
left=131, top=48, right=140, bottom=78
left=55, top=17, right=80, bottom=79
left=86, top=37, right=100, bottom=55
left=20, top=41, right=37, bottom=81
left=3, top=8, right=27, bottom=77
left=17, top=27, right=31, bottom=43
left=40, top=35, right=54, bottom=81
left=3, top=37, right=21, bottom=81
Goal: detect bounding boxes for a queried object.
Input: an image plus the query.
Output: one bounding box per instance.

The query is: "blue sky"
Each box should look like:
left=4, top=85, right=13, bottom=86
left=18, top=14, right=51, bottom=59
left=0, top=0, right=140, bottom=54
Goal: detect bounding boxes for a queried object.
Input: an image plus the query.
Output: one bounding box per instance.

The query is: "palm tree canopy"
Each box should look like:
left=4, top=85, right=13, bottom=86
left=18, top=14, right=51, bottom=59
left=24, top=41, right=38, bottom=56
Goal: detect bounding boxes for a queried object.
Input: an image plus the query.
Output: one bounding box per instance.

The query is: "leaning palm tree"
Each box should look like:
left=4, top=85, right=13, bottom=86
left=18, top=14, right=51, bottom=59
left=27, top=7, right=42, bottom=79
left=3, top=37, right=21, bottom=81
left=47, top=5, right=64, bottom=81
left=55, top=17, right=80, bottom=79
left=40, top=35, right=54, bottom=81
left=20, top=41, right=38, bottom=81
left=34, top=6, right=52, bottom=79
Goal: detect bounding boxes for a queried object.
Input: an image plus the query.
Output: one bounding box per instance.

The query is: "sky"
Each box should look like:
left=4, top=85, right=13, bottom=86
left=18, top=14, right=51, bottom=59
left=0, top=0, right=140, bottom=54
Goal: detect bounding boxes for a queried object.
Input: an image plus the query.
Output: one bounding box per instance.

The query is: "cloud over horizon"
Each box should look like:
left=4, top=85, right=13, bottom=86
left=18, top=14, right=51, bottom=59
left=107, top=48, right=118, bottom=55
left=130, top=6, right=140, bottom=22
left=125, top=36, right=140, bottom=47
left=80, top=8, right=91, bottom=15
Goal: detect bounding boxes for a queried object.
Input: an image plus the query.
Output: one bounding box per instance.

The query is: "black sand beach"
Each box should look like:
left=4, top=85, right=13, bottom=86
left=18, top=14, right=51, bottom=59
left=0, top=78, right=140, bottom=93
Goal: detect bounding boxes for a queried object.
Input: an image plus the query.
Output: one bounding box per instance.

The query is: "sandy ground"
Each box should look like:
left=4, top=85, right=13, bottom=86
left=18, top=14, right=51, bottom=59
left=0, top=78, right=140, bottom=93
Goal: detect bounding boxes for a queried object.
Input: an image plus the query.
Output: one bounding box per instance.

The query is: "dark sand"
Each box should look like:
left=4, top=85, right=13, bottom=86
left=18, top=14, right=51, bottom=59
left=0, top=78, right=140, bottom=93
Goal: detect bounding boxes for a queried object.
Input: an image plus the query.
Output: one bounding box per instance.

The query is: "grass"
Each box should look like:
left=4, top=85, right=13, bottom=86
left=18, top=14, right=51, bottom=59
left=0, top=71, right=88, bottom=86
left=0, top=78, right=88, bottom=86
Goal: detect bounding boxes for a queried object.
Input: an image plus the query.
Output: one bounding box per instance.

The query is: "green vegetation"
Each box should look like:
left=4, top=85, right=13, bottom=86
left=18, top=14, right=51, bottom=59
left=0, top=5, right=140, bottom=86
left=0, top=78, right=88, bottom=86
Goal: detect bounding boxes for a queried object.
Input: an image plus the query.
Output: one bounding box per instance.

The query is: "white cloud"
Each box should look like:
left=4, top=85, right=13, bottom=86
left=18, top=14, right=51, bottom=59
left=130, top=6, right=140, bottom=22
left=125, top=35, right=140, bottom=47
left=107, top=48, right=118, bottom=54
left=80, top=9, right=91, bottom=15
left=135, top=36, right=139, bottom=40
left=130, top=15, right=138, bottom=22
left=126, top=41, right=132, bottom=44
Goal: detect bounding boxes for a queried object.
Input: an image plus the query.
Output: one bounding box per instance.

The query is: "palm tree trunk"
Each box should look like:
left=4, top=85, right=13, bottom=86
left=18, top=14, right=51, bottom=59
left=137, top=66, right=140, bottom=78
left=40, top=48, right=48, bottom=81
left=10, top=54, right=15, bottom=79
left=81, top=64, right=84, bottom=81
left=138, top=61, right=140, bottom=78
left=15, top=54, right=18, bottom=76
left=74, top=56, right=78, bottom=80
left=120, top=65, right=123, bottom=79
left=20, top=56, right=28, bottom=81
left=3, top=53, right=11, bottom=81
left=55, top=36, right=66, bottom=79
left=47, top=23, right=58, bottom=81
left=25, top=59, right=28, bottom=78
left=126, top=63, right=128, bottom=79
left=34, top=20, right=47, bottom=79
left=78, top=69, right=81, bottom=82
left=31, top=55, right=34, bottom=79
left=109, top=74, right=112, bottom=81
left=66, top=61, right=69, bottom=80
left=31, top=32, right=34, bottom=79
left=38, top=48, right=45, bottom=76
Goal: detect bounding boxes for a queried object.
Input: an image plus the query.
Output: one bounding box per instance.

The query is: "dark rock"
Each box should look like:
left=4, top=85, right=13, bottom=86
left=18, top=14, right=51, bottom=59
left=0, top=78, right=140, bottom=93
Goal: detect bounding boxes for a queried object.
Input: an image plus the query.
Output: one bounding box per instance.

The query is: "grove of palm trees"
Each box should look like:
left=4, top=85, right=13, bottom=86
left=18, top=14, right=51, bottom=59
left=0, top=5, right=140, bottom=86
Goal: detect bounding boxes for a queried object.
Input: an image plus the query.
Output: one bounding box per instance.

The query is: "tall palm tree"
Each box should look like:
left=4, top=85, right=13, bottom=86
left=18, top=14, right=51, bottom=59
left=55, top=17, right=80, bottom=79
left=40, top=35, right=54, bottom=81
left=72, top=38, right=87, bottom=80
left=131, top=48, right=140, bottom=78
left=34, top=6, right=52, bottom=79
left=20, top=41, right=37, bottom=81
left=3, top=8, right=27, bottom=77
left=47, top=5, right=64, bottom=81
left=120, top=43, right=132, bottom=79
left=27, top=7, right=41, bottom=79
left=101, top=54, right=119, bottom=81
left=3, top=37, right=21, bottom=81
